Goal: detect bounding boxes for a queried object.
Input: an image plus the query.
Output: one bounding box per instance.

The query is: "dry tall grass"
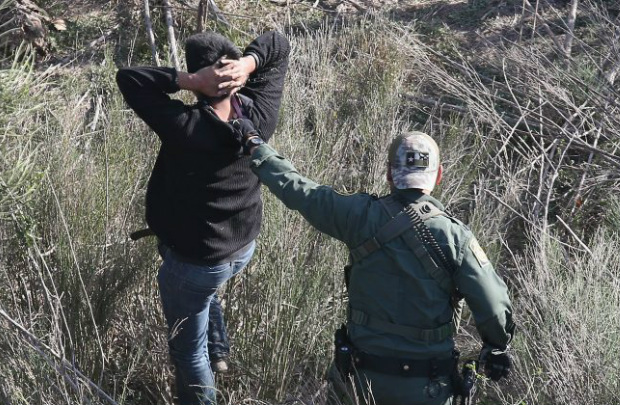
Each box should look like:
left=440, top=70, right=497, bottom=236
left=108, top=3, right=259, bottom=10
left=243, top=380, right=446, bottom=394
left=1, top=2, right=620, bottom=404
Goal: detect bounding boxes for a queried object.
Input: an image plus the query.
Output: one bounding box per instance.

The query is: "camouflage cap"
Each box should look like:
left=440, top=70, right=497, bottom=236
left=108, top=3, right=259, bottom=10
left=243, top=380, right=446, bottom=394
left=388, top=131, right=440, bottom=190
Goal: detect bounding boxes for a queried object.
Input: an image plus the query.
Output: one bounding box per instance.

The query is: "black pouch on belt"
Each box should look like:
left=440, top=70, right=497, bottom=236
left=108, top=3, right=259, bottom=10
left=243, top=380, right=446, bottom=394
left=334, top=324, right=354, bottom=379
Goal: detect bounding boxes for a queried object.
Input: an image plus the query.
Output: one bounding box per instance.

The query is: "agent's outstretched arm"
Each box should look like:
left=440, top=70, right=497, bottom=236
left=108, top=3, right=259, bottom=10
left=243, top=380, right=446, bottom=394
left=249, top=143, right=371, bottom=246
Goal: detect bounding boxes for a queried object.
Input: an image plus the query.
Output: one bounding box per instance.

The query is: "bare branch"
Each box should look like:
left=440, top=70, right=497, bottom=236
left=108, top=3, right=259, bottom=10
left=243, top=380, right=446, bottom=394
left=55, top=24, right=120, bottom=65
left=522, top=0, right=564, bottom=51
left=404, top=93, right=620, bottom=168
left=563, top=0, right=580, bottom=58
left=144, top=0, right=160, bottom=66
left=197, top=0, right=207, bottom=32
left=555, top=215, right=593, bottom=255
left=162, top=0, right=180, bottom=70
left=207, top=0, right=230, bottom=26
left=0, top=307, right=119, bottom=405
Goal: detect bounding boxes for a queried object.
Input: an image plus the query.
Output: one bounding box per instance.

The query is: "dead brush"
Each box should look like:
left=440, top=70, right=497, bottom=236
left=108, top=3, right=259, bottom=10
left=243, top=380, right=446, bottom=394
left=1, top=2, right=620, bottom=405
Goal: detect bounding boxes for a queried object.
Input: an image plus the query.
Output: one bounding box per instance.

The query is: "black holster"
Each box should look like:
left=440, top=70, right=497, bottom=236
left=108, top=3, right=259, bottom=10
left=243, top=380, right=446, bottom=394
left=452, top=356, right=478, bottom=405
left=334, top=324, right=355, bottom=379
left=344, top=264, right=352, bottom=290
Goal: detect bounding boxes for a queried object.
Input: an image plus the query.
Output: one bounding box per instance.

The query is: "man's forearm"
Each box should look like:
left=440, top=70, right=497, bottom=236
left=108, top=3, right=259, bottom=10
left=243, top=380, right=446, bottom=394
left=239, top=32, right=290, bottom=140
left=243, top=32, right=290, bottom=73
left=116, top=67, right=180, bottom=119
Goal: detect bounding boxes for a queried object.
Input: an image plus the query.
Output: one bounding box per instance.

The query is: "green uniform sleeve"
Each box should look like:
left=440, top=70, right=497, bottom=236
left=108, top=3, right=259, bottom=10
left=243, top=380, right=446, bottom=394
left=454, top=234, right=515, bottom=350
left=250, top=144, right=368, bottom=244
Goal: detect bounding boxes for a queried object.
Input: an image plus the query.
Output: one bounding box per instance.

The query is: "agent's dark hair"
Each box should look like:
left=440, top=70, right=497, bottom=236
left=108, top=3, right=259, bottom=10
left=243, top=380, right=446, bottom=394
left=185, top=32, right=242, bottom=73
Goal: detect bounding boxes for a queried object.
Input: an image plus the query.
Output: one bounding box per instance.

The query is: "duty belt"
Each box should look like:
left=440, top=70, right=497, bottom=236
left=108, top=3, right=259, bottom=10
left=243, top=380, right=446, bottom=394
left=348, top=307, right=453, bottom=343
left=352, top=351, right=455, bottom=378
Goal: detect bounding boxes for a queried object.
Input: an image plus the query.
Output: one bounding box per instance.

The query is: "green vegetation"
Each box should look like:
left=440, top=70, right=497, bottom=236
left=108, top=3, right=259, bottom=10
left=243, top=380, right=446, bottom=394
left=1, top=0, right=620, bottom=404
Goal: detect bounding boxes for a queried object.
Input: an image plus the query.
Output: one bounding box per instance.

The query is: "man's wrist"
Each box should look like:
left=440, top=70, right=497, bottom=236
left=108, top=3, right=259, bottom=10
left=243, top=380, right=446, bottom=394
left=176, top=71, right=198, bottom=92
left=241, top=55, right=257, bottom=75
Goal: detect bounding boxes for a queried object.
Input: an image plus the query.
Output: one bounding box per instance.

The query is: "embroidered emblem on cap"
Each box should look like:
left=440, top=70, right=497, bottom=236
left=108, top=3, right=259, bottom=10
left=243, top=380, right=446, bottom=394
left=406, top=151, right=429, bottom=168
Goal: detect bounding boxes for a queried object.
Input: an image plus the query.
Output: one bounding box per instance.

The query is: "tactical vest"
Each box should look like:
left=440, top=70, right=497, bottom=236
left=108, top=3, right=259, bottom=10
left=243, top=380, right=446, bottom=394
left=347, top=194, right=464, bottom=343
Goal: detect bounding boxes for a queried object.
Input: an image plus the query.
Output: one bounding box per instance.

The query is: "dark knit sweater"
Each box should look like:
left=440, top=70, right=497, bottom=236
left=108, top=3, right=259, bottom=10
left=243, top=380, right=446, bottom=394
left=116, top=31, right=290, bottom=262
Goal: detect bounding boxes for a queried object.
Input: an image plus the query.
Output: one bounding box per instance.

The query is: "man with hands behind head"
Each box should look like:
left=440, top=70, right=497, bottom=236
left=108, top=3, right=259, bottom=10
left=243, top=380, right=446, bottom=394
left=116, top=31, right=289, bottom=405
left=233, top=120, right=515, bottom=405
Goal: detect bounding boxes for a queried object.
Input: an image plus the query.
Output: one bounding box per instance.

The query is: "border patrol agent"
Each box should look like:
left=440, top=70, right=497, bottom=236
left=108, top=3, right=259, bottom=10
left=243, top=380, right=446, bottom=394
left=232, top=121, right=516, bottom=405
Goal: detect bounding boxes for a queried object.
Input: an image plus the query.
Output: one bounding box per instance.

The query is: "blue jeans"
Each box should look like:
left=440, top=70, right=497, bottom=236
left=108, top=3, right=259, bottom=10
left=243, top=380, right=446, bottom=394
left=157, top=242, right=255, bottom=405
left=207, top=294, right=228, bottom=361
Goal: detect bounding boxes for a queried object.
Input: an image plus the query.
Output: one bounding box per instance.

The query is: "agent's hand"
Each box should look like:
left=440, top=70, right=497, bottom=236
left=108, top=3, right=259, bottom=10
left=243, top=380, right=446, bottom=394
left=230, top=118, right=263, bottom=155
left=216, top=56, right=256, bottom=94
left=479, top=346, right=512, bottom=381
left=231, top=118, right=259, bottom=140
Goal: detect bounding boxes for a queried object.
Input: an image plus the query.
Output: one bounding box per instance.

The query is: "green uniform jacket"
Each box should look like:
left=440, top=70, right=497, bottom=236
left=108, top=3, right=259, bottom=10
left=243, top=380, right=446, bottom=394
left=250, top=144, right=515, bottom=404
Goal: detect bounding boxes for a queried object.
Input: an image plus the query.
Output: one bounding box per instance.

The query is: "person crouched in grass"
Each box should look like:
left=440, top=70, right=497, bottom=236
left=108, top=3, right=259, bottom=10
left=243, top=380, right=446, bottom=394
left=116, top=31, right=289, bottom=405
left=229, top=119, right=516, bottom=405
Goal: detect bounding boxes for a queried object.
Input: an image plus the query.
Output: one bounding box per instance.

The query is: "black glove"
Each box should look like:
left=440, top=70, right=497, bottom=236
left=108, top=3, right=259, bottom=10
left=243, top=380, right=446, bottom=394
left=230, top=118, right=262, bottom=154
left=479, top=346, right=512, bottom=381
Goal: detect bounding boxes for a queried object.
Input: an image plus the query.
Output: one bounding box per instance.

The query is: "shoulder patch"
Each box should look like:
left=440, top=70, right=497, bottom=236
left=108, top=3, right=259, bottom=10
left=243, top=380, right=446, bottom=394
left=469, top=237, right=490, bottom=267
